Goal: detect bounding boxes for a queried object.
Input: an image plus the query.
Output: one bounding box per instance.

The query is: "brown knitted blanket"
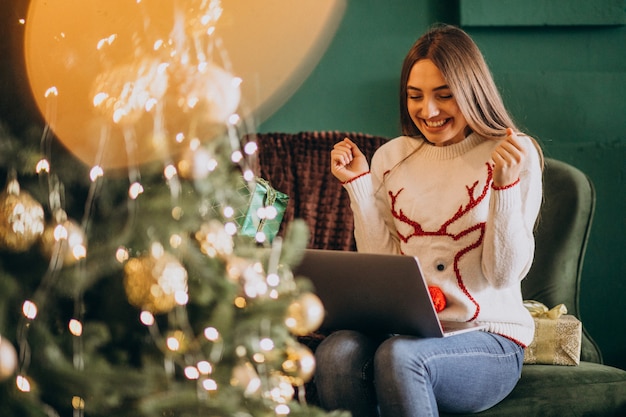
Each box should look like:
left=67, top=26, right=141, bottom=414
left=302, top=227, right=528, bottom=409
left=251, top=131, right=388, bottom=252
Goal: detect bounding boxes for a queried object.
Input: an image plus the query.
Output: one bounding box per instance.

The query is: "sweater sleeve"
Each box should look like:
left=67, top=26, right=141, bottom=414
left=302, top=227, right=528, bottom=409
left=342, top=159, right=402, bottom=255
left=481, top=136, right=543, bottom=288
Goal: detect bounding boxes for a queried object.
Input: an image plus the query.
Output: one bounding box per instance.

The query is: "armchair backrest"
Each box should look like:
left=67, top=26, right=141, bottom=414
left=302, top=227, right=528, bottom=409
left=254, top=132, right=601, bottom=363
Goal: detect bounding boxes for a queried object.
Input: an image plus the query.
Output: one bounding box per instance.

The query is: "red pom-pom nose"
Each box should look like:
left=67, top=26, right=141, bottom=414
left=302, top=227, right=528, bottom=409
left=428, top=286, right=447, bottom=312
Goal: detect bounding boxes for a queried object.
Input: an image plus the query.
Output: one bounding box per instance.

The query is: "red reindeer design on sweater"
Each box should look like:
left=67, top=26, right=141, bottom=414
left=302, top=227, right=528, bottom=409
left=387, top=163, right=494, bottom=322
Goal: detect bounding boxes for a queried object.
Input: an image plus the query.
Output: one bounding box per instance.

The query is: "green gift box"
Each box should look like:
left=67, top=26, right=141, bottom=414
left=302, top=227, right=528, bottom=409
left=236, top=177, right=288, bottom=243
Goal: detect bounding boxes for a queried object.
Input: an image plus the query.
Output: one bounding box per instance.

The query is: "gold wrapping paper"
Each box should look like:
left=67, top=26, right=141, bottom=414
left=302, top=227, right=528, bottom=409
left=523, top=301, right=582, bottom=366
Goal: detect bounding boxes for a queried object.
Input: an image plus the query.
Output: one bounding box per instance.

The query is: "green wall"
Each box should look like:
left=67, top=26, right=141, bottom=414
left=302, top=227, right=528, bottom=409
left=260, top=1, right=626, bottom=370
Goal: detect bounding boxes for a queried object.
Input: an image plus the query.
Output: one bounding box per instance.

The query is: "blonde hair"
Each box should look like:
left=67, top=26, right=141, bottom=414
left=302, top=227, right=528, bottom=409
left=399, top=24, right=543, bottom=165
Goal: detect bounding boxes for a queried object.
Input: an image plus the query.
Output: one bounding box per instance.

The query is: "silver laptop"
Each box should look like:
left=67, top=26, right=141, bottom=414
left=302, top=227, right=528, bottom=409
left=293, top=249, right=487, bottom=337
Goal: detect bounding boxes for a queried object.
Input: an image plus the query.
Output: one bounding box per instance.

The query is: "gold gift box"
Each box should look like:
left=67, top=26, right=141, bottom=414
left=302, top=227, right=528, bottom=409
left=523, top=304, right=582, bottom=366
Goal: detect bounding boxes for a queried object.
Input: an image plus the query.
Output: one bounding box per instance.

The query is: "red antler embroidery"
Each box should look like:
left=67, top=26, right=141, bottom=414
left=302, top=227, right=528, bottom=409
left=389, top=163, right=493, bottom=321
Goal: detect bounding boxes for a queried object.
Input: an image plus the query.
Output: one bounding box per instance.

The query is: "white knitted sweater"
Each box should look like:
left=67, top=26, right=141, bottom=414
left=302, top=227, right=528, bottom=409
left=343, top=133, right=542, bottom=346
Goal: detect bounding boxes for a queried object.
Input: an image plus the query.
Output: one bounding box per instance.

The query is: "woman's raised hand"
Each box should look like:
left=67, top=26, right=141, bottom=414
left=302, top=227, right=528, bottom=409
left=491, top=128, right=527, bottom=188
left=330, top=137, right=370, bottom=183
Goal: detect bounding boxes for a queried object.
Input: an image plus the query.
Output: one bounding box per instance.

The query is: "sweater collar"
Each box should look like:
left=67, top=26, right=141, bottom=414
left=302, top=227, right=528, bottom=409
left=412, top=133, right=486, bottom=160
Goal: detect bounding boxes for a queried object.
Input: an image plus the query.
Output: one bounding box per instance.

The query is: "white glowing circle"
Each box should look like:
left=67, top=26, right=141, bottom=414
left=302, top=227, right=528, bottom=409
left=22, top=300, right=38, bottom=320
left=16, top=375, right=31, bottom=392
left=174, top=290, right=189, bottom=305
left=163, top=164, right=177, bottom=180
left=255, top=231, right=266, bottom=243
left=53, top=224, right=68, bottom=240
left=256, top=206, right=267, bottom=220
left=140, top=311, right=155, bottom=326
left=224, top=222, right=238, bottom=235
left=244, top=141, right=258, bottom=155
left=128, top=182, right=144, bottom=199
left=184, top=366, right=200, bottom=380
left=204, top=327, right=219, bottom=341
left=242, top=169, right=255, bottom=182
left=93, top=92, right=108, bottom=106
left=275, top=404, right=291, bottom=415
left=166, top=337, right=180, bottom=351
left=115, top=247, right=129, bottom=263
left=89, top=165, right=104, bottom=181
left=202, top=378, right=218, bottom=391
left=44, top=86, right=58, bottom=97
left=227, top=113, right=240, bottom=125
left=259, top=338, right=274, bottom=351
left=68, top=319, right=83, bottom=336
left=266, top=273, right=280, bottom=286
left=231, top=150, right=243, bottom=163
left=72, top=244, right=87, bottom=260
left=150, top=242, right=164, bottom=258
left=197, top=361, right=213, bottom=374
left=223, top=206, right=234, bottom=218
left=265, top=206, right=278, bottom=220
left=35, top=159, right=50, bottom=173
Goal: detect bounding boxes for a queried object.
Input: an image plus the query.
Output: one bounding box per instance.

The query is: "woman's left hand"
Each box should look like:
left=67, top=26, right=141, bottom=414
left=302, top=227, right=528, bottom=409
left=491, top=128, right=526, bottom=188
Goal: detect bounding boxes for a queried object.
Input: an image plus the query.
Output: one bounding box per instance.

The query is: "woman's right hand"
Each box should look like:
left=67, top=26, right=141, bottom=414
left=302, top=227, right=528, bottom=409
left=330, top=137, right=370, bottom=183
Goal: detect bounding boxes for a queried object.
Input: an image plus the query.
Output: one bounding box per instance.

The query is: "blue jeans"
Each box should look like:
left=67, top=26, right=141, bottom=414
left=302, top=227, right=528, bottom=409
left=314, top=330, right=524, bottom=417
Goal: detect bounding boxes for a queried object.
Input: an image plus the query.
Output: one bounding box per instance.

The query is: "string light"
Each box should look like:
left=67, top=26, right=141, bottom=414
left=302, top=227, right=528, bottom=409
left=128, top=182, right=144, bottom=199
left=231, top=150, right=243, bottom=163
left=44, top=87, right=58, bottom=98
left=16, top=375, right=31, bottom=392
left=140, top=311, right=155, bottom=326
left=71, top=396, right=85, bottom=410
left=89, top=165, right=104, bottom=182
left=197, top=361, right=213, bottom=374
left=184, top=366, right=200, bottom=380
left=243, top=141, right=257, bottom=155
left=22, top=300, right=37, bottom=320
left=255, top=231, right=266, bottom=243
left=203, top=327, right=219, bottom=341
left=35, top=159, right=50, bottom=173
left=202, top=378, right=217, bottom=391
left=224, top=222, right=237, bottom=235
left=68, top=319, right=83, bottom=336
left=166, top=336, right=181, bottom=352
left=115, top=247, right=129, bottom=263
left=242, top=169, right=254, bottom=182
left=259, top=338, right=274, bottom=351
left=222, top=206, right=234, bottom=218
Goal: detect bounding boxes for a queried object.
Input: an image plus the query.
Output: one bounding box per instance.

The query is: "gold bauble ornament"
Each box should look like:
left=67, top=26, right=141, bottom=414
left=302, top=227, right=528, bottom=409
left=40, top=216, right=86, bottom=266
left=231, top=361, right=261, bottom=397
left=0, top=178, right=45, bottom=252
left=195, top=219, right=234, bottom=258
left=281, top=343, right=316, bottom=385
left=285, top=292, right=325, bottom=336
left=265, top=372, right=295, bottom=403
left=24, top=0, right=241, bottom=169
left=0, top=336, right=18, bottom=382
left=123, top=250, right=188, bottom=314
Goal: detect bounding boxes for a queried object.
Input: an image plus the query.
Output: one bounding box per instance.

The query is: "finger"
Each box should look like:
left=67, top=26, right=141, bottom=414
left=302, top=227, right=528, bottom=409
left=331, top=153, right=352, bottom=171
left=341, top=137, right=367, bottom=158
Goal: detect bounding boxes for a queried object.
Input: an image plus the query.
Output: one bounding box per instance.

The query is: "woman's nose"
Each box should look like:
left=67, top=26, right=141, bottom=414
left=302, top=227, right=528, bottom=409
left=424, top=98, right=440, bottom=118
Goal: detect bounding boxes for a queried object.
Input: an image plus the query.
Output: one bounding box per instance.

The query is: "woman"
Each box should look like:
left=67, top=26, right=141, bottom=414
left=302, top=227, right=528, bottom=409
left=316, top=24, right=543, bottom=416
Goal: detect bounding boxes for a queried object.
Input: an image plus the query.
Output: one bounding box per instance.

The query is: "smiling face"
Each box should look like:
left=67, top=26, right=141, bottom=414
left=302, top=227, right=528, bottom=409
left=406, top=59, right=470, bottom=146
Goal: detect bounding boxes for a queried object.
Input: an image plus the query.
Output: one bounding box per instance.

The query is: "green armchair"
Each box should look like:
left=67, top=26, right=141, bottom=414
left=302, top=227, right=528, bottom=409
left=253, top=131, right=626, bottom=416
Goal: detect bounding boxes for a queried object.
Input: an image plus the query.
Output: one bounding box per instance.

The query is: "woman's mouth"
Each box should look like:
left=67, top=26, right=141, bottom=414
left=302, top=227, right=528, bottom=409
left=424, top=118, right=449, bottom=128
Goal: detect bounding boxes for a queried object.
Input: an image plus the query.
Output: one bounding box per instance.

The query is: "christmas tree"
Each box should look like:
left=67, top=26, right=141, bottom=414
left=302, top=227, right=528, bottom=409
left=0, top=1, right=347, bottom=416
